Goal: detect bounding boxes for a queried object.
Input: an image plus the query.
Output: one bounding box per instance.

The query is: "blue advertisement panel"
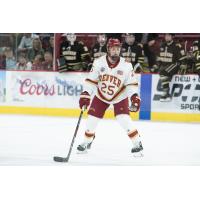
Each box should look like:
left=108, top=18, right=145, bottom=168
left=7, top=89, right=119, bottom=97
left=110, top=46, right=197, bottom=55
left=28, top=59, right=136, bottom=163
left=139, top=74, right=152, bottom=120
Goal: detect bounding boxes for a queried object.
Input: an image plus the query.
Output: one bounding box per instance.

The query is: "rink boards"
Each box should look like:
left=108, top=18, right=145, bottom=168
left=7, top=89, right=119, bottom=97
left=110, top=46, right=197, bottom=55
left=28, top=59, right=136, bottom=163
left=0, top=71, right=199, bottom=122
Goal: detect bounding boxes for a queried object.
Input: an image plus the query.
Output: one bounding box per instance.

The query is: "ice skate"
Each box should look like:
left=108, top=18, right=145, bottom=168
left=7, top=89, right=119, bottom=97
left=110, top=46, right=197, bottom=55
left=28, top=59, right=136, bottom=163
left=131, top=141, right=144, bottom=157
left=77, top=142, right=91, bottom=154
left=77, top=136, right=95, bottom=154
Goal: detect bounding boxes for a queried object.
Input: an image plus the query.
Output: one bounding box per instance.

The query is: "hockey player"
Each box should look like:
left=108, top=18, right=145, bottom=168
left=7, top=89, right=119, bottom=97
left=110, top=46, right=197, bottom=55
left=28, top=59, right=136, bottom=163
left=58, top=33, right=91, bottom=72
left=155, top=33, right=187, bottom=102
left=77, top=38, right=143, bottom=156
left=91, top=34, right=107, bottom=61
left=191, top=40, right=200, bottom=76
left=121, top=33, right=145, bottom=72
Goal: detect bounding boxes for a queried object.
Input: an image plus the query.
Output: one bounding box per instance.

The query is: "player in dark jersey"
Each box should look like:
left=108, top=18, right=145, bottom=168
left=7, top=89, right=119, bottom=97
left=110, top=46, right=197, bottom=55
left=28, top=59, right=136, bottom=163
left=58, top=33, right=91, bottom=72
left=91, top=34, right=107, bottom=61
left=121, top=33, right=145, bottom=72
left=156, top=33, right=187, bottom=101
left=191, top=39, right=200, bottom=76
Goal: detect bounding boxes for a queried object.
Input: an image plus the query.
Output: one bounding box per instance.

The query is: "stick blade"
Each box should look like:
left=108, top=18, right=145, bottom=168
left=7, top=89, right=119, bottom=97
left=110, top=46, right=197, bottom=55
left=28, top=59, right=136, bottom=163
left=53, top=156, right=68, bottom=162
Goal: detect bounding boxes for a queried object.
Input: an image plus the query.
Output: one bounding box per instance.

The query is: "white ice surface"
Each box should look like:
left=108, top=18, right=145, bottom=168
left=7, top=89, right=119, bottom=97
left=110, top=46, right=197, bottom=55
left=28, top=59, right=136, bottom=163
left=0, top=114, right=200, bottom=165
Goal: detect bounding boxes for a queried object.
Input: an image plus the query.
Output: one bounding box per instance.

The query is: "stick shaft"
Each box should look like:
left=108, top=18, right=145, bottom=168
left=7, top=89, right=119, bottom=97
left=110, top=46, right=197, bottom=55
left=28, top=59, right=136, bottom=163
left=66, top=109, right=84, bottom=161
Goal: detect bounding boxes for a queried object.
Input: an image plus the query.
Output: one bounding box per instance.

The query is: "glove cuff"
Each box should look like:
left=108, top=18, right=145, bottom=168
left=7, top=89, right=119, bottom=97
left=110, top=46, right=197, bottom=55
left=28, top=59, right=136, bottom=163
left=131, top=93, right=139, bottom=98
left=80, top=91, right=90, bottom=99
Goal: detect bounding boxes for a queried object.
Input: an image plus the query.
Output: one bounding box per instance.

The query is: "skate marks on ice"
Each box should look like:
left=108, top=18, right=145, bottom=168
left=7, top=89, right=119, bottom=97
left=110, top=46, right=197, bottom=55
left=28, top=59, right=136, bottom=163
left=0, top=115, right=200, bottom=165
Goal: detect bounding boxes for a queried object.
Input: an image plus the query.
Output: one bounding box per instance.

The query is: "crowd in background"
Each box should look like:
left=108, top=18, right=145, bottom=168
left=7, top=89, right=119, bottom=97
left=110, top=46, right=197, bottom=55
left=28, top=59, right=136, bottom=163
left=0, top=33, right=54, bottom=71
left=0, top=33, right=200, bottom=76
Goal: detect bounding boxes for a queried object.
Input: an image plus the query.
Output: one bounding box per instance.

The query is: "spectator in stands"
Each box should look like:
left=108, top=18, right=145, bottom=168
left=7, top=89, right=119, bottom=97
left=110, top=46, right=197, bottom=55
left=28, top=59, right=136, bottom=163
left=4, top=47, right=17, bottom=70
left=42, top=51, right=53, bottom=71
left=121, top=33, right=145, bottom=72
left=27, top=38, right=44, bottom=63
left=16, top=53, right=32, bottom=70
left=36, top=33, right=54, bottom=53
left=91, top=33, right=107, bottom=61
left=58, top=33, right=91, bottom=72
left=0, top=33, right=15, bottom=51
left=31, top=54, right=43, bottom=70
left=46, top=36, right=54, bottom=55
left=18, top=33, right=33, bottom=53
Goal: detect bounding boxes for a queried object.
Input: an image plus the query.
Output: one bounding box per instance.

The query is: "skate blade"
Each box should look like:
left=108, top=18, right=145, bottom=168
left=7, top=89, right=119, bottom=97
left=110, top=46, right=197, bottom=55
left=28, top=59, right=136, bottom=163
left=132, top=151, right=144, bottom=157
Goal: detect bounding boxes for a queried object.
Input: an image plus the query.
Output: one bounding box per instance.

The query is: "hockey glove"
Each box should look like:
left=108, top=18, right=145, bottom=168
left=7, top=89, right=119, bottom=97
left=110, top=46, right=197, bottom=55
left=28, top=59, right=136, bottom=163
left=130, top=94, right=141, bottom=112
left=79, top=91, right=91, bottom=109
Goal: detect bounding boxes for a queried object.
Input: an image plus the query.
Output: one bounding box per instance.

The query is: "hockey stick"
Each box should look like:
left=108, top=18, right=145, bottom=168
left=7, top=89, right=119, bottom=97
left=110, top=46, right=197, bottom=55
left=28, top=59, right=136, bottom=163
left=53, top=107, right=85, bottom=162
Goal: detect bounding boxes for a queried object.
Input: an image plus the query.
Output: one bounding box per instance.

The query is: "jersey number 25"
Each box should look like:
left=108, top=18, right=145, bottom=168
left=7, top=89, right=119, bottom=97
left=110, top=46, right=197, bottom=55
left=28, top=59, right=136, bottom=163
left=100, top=83, right=115, bottom=96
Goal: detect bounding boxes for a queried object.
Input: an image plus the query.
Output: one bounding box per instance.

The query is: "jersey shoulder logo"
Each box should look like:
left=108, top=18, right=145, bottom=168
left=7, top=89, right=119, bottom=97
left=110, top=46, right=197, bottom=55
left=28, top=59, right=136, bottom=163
left=100, top=67, right=105, bottom=72
left=117, top=70, right=123, bottom=75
